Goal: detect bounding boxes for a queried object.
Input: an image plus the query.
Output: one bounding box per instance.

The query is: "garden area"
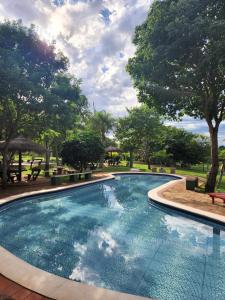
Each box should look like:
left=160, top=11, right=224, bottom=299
left=1, top=1, right=225, bottom=300
left=1, top=18, right=225, bottom=198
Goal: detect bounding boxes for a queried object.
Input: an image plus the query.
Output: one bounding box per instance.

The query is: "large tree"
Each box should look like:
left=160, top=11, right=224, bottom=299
left=164, top=127, right=210, bottom=166
left=61, top=131, right=104, bottom=172
left=88, top=111, right=115, bottom=144
left=39, top=74, right=88, bottom=170
left=0, top=20, right=70, bottom=184
left=127, top=0, right=225, bottom=191
left=116, top=105, right=163, bottom=168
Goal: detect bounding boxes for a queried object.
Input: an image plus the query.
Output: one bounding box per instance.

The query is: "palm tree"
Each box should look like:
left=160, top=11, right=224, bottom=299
left=89, top=111, right=115, bottom=144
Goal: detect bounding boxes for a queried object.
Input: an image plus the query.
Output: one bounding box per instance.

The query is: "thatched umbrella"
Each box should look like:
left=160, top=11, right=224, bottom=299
left=105, top=146, right=121, bottom=158
left=0, top=137, right=45, bottom=181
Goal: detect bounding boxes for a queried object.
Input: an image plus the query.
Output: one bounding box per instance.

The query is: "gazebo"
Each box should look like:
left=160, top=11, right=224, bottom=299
left=0, top=137, right=45, bottom=181
left=105, top=146, right=121, bottom=158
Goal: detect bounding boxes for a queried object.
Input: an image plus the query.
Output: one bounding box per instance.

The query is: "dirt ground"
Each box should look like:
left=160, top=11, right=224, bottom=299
left=162, top=181, right=225, bottom=217
left=0, top=173, right=108, bottom=200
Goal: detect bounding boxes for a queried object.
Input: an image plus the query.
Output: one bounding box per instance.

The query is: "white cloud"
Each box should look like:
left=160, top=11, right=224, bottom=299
left=0, top=0, right=152, bottom=116
left=1, top=0, right=223, bottom=143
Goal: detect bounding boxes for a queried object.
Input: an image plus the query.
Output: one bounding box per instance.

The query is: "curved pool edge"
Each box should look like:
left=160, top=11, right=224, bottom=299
left=0, top=246, right=150, bottom=300
left=1, top=171, right=224, bottom=300
left=0, top=174, right=115, bottom=207
left=148, top=177, right=225, bottom=225
left=0, top=172, right=154, bottom=300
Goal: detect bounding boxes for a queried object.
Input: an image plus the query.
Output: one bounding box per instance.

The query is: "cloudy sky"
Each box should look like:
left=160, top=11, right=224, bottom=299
left=0, top=0, right=225, bottom=144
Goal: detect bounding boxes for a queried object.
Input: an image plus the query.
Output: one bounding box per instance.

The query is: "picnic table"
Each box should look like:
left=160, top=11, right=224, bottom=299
left=208, top=193, right=225, bottom=204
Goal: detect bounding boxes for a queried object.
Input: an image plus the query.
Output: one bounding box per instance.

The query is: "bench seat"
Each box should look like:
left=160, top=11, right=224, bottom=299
left=51, top=172, right=92, bottom=185
left=208, top=193, right=225, bottom=204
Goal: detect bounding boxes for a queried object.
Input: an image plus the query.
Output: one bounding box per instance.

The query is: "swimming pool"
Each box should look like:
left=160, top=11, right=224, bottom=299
left=0, top=174, right=225, bottom=300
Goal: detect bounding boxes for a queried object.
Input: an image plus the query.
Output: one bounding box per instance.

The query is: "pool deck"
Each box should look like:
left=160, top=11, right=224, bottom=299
left=0, top=274, right=51, bottom=300
left=161, top=180, right=225, bottom=217
left=1, top=172, right=225, bottom=299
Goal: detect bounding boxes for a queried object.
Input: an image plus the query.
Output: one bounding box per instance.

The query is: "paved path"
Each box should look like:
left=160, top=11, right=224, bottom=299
left=0, top=275, right=51, bottom=300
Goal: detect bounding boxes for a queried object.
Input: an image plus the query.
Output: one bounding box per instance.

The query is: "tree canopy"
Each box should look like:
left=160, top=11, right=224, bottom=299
left=61, top=131, right=104, bottom=171
left=164, top=127, right=210, bottom=166
left=127, top=0, right=225, bottom=191
left=116, top=105, right=163, bottom=167
left=87, top=111, right=115, bottom=144
left=0, top=20, right=87, bottom=184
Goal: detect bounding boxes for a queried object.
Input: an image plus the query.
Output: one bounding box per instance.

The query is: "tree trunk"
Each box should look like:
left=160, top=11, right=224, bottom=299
left=55, top=144, right=59, bottom=166
left=45, top=140, right=50, bottom=171
left=205, top=124, right=219, bottom=192
left=2, top=143, right=9, bottom=188
left=129, top=151, right=133, bottom=168
left=18, top=151, right=22, bottom=181
left=147, top=158, right=151, bottom=170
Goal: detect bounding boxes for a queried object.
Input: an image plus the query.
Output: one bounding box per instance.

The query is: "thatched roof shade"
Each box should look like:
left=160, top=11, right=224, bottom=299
left=0, top=137, right=45, bottom=153
left=105, top=146, right=121, bottom=152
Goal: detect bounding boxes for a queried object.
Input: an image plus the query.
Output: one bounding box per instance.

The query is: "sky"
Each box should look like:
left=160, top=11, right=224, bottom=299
left=0, top=0, right=225, bottom=144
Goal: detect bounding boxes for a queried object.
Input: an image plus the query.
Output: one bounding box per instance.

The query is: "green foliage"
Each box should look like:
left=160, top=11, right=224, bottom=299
left=0, top=20, right=68, bottom=141
left=61, top=131, right=105, bottom=171
left=0, top=20, right=88, bottom=184
left=116, top=104, right=163, bottom=164
left=151, top=149, right=172, bottom=165
left=164, top=127, right=210, bottom=165
left=87, top=111, right=115, bottom=144
left=127, top=0, right=225, bottom=191
left=127, top=0, right=225, bottom=121
left=219, top=147, right=225, bottom=160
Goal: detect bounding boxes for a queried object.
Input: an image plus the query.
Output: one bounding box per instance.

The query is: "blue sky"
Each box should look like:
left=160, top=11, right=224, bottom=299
left=0, top=0, right=224, bottom=144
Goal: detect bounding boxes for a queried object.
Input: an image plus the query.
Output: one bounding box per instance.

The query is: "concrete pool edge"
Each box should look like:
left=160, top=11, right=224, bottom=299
left=0, top=172, right=153, bottom=300
left=1, top=171, right=225, bottom=300
left=148, top=177, right=225, bottom=225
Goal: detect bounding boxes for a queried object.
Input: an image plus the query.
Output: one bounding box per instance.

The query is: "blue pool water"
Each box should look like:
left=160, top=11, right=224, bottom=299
left=0, top=174, right=225, bottom=300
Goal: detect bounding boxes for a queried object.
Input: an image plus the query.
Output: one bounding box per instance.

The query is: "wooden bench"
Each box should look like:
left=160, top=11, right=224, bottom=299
left=51, top=172, right=92, bottom=185
left=208, top=193, right=225, bottom=204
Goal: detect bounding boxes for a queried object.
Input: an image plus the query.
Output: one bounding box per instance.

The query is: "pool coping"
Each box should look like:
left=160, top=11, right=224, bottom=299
left=148, top=176, right=225, bottom=225
left=0, top=173, right=152, bottom=300
left=0, top=171, right=224, bottom=300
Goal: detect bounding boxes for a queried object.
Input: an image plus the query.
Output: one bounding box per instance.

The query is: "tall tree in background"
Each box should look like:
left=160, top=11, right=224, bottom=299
left=116, top=105, right=162, bottom=167
left=0, top=20, right=69, bottom=184
left=127, top=0, right=225, bottom=191
left=164, top=127, right=210, bottom=166
left=39, top=74, right=88, bottom=170
left=88, top=111, right=115, bottom=144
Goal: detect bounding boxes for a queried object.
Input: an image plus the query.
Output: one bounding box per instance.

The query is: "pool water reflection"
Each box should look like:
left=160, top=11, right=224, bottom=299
left=0, top=174, right=225, bottom=300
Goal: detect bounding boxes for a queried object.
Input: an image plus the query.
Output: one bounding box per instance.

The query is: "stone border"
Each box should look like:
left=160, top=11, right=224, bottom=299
left=1, top=171, right=225, bottom=300
left=0, top=173, right=152, bottom=300
left=148, top=177, right=225, bottom=224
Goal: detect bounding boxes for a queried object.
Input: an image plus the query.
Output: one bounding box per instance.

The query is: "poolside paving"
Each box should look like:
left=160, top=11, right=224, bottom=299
left=0, top=173, right=108, bottom=201
left=162, top=180, right=225, bottom=217
left=0, top=275, right=51, bottom=300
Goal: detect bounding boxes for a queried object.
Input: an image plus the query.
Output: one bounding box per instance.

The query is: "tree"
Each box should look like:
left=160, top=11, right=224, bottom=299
left=115, top=105, right=163, bottom=167
left=88, top=111, right=115, bottom=144
left=127, top=0, right=225, bottom=191
left=38, top=74, right=88, bottom=169
left=61, top=131, right=104, bottom=171
left=0, top=20, right=68, bottom=185
left=164, top=127, right=210, bottom=166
